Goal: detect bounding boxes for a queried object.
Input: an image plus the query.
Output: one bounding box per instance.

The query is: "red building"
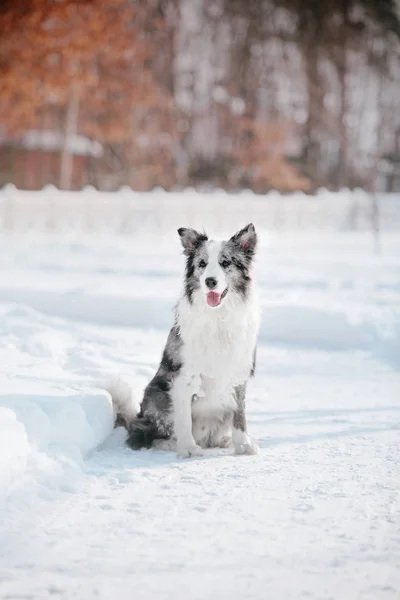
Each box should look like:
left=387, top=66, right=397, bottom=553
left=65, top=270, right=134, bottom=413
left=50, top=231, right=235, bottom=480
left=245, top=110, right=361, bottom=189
left=0, top=130, right=103, bottom=190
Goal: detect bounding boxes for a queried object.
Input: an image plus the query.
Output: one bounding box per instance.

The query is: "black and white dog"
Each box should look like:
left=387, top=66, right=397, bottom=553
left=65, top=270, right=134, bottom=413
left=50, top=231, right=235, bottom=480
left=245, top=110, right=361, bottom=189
left=111, top=223, right=260, bottom=458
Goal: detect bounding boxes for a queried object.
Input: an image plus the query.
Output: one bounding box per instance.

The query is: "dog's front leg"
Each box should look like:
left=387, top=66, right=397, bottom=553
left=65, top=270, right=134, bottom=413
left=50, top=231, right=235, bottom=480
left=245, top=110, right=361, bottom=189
left=172, top=375, right=203, bottom=459
left=232, top=384, right=259, bottom=455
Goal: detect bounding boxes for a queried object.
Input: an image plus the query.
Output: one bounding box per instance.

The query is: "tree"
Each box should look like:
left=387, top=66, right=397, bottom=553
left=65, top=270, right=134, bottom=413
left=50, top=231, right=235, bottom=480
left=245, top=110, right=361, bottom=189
left=279, top=0, right=400, bottom=188
left=0, top=0, right=169, bottom=189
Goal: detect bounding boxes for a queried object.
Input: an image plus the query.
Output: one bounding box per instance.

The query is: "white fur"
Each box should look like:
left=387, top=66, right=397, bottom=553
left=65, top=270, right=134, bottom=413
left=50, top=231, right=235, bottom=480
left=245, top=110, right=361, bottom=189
left=105, top=377, right=139, bottom=422
left=232, top=428, right=259, bottom=455
left=173, top=275, right=260, bottom=458
left=200, top=241, right=227, bottom=297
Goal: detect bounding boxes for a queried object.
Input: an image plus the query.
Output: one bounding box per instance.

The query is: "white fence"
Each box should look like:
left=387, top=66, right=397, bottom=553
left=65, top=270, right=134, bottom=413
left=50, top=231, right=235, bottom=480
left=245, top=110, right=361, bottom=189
left=0, top=184, right=399, bottom=233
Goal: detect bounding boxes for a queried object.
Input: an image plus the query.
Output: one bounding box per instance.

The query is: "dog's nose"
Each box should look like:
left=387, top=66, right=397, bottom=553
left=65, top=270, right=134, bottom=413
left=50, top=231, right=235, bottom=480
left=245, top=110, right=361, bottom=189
left=205, top=277, right=217, bottom=290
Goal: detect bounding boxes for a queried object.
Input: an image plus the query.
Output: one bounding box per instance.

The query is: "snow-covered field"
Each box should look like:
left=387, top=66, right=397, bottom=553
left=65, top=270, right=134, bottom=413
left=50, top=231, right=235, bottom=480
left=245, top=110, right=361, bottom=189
left=0, top=226, right=399, bottom=600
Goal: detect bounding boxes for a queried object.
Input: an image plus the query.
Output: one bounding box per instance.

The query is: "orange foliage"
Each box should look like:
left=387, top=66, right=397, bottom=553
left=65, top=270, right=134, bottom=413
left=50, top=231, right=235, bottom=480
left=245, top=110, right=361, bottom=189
left=0, top=0, right=164, bottom=142
left=233, top=118, right=310, bottom=192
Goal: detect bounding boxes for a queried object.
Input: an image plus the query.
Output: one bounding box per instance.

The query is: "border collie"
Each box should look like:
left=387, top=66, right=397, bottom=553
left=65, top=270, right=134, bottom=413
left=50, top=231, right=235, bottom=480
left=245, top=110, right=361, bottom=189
left=111, top=223, right=260, bottom=458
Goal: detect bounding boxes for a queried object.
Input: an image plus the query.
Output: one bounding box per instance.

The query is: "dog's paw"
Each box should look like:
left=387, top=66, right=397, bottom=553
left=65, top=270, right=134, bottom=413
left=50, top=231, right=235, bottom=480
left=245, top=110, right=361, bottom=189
left=234, top=440, right=259, bottom=455
left=232, top=430, right=259, bottom=456
left=176, top=443, right=203, bottom=459
left=216, top=435, right=232, bottom=449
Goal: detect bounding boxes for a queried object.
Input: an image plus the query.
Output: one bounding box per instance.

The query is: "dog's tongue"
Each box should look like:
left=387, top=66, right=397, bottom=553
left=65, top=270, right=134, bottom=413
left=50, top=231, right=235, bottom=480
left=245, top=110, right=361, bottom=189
left=206, top=291, right=220, bottom=307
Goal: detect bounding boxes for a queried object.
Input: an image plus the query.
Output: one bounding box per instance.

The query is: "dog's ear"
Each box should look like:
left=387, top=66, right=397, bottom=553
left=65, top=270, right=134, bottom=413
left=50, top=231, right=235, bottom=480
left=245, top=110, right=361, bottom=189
left=230, top=223, right=257, bottom=256
left=177, top=227, right=208, bottom=255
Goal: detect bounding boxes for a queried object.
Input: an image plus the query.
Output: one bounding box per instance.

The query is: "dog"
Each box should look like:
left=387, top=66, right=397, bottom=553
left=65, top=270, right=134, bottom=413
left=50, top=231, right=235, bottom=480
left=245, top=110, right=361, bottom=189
left=111, top=223, right=260, bottom=458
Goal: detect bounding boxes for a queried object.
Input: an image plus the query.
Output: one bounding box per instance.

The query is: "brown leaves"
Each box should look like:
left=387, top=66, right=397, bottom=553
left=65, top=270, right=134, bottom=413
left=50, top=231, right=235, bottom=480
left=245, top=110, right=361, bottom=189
left=0, top=0, right=164, bottom=139
left=233, top=118, right=310, bottom=192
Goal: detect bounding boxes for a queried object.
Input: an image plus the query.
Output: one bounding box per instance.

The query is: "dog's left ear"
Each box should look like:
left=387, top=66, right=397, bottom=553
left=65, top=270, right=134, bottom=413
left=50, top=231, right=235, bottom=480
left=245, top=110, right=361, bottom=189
left=178, top=227, right=208, bottom=255
left=230, top=223, right=257, bottom=255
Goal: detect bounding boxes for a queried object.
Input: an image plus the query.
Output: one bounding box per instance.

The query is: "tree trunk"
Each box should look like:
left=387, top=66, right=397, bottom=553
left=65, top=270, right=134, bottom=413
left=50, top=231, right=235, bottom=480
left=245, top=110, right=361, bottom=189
left=301, top=17, right=324, bottom=190
left=304, top=47, right=321, bottom=186
left=336, top=0, right=350, bottom=189
left=60, top=82, right=79, bottom=190
left=369, top=72, right=385, bottom=254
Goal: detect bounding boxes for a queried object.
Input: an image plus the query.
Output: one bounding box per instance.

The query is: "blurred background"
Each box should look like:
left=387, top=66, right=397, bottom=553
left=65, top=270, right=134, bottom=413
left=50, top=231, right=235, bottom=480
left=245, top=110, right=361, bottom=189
left=0, top=0, right=399, bottom=194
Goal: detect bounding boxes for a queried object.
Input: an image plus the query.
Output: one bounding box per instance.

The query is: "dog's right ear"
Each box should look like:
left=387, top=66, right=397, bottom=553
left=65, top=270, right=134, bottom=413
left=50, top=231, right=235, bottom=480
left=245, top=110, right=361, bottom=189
left=177, top=227, right=208, bottom=255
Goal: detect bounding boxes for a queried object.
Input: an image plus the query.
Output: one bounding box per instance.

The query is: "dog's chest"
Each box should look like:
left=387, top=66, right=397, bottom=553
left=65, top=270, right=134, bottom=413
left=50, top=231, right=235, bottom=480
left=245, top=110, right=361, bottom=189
left=178, top=302, right=257, bottom=386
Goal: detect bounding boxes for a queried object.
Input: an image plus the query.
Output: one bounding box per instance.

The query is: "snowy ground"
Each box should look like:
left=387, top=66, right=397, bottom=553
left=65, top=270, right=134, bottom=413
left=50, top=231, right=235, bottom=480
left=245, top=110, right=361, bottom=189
left=0, top=230, right=399, bottom=600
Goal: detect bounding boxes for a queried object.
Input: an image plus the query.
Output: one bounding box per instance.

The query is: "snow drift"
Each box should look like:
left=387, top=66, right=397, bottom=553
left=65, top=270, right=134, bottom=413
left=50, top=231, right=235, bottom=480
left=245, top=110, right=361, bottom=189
left=0, top=389, right=113, bottom=502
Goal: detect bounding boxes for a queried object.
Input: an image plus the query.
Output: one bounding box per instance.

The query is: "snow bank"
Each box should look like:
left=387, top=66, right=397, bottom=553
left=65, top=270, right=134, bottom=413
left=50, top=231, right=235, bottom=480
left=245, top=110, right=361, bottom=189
left=0, top=390, right=113, bottom=502
left=20, top=130, right=103, bottom=157
left=0, top=408, right=29, bottom=500
left=0, top=289, right=175, bottom=331
left=259, top=304, right=399, bottom=367
left=260, top=304, right=377, bottom=350
left=1, top=185, right=399, bottom=233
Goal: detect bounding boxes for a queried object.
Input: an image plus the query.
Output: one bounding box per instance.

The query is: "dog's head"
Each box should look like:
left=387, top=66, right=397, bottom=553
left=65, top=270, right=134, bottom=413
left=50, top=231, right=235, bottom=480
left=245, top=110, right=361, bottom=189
left=178, top=224, right=257, bottom=308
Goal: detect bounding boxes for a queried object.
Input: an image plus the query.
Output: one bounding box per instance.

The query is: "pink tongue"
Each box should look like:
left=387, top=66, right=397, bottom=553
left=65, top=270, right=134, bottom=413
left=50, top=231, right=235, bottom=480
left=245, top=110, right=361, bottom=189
left=207, top=291, right=220, bottom=307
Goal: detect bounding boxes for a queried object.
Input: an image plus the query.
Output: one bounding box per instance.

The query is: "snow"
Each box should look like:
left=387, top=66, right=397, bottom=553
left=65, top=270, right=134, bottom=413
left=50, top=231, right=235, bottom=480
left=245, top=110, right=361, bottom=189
left=20, top=130, right=103, bottom=157
left=0, top=224, right=399, bottom=599
left=2, top=186, right=400, bottom=234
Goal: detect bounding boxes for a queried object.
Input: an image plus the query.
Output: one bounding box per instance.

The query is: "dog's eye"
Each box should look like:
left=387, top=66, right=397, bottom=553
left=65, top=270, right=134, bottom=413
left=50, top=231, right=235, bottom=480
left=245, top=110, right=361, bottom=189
left=198, top=260, right=207, bottom=269
left=221, top=260, right=231, bottom=268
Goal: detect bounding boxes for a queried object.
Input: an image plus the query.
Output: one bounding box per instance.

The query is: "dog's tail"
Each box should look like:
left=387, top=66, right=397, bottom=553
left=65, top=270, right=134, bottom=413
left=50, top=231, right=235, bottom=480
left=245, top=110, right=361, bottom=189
left=125, top=415, right=162, bottom=450
left=105, top=377, right=139, bottom=429
left=105, top=378, right=162, bottom=450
